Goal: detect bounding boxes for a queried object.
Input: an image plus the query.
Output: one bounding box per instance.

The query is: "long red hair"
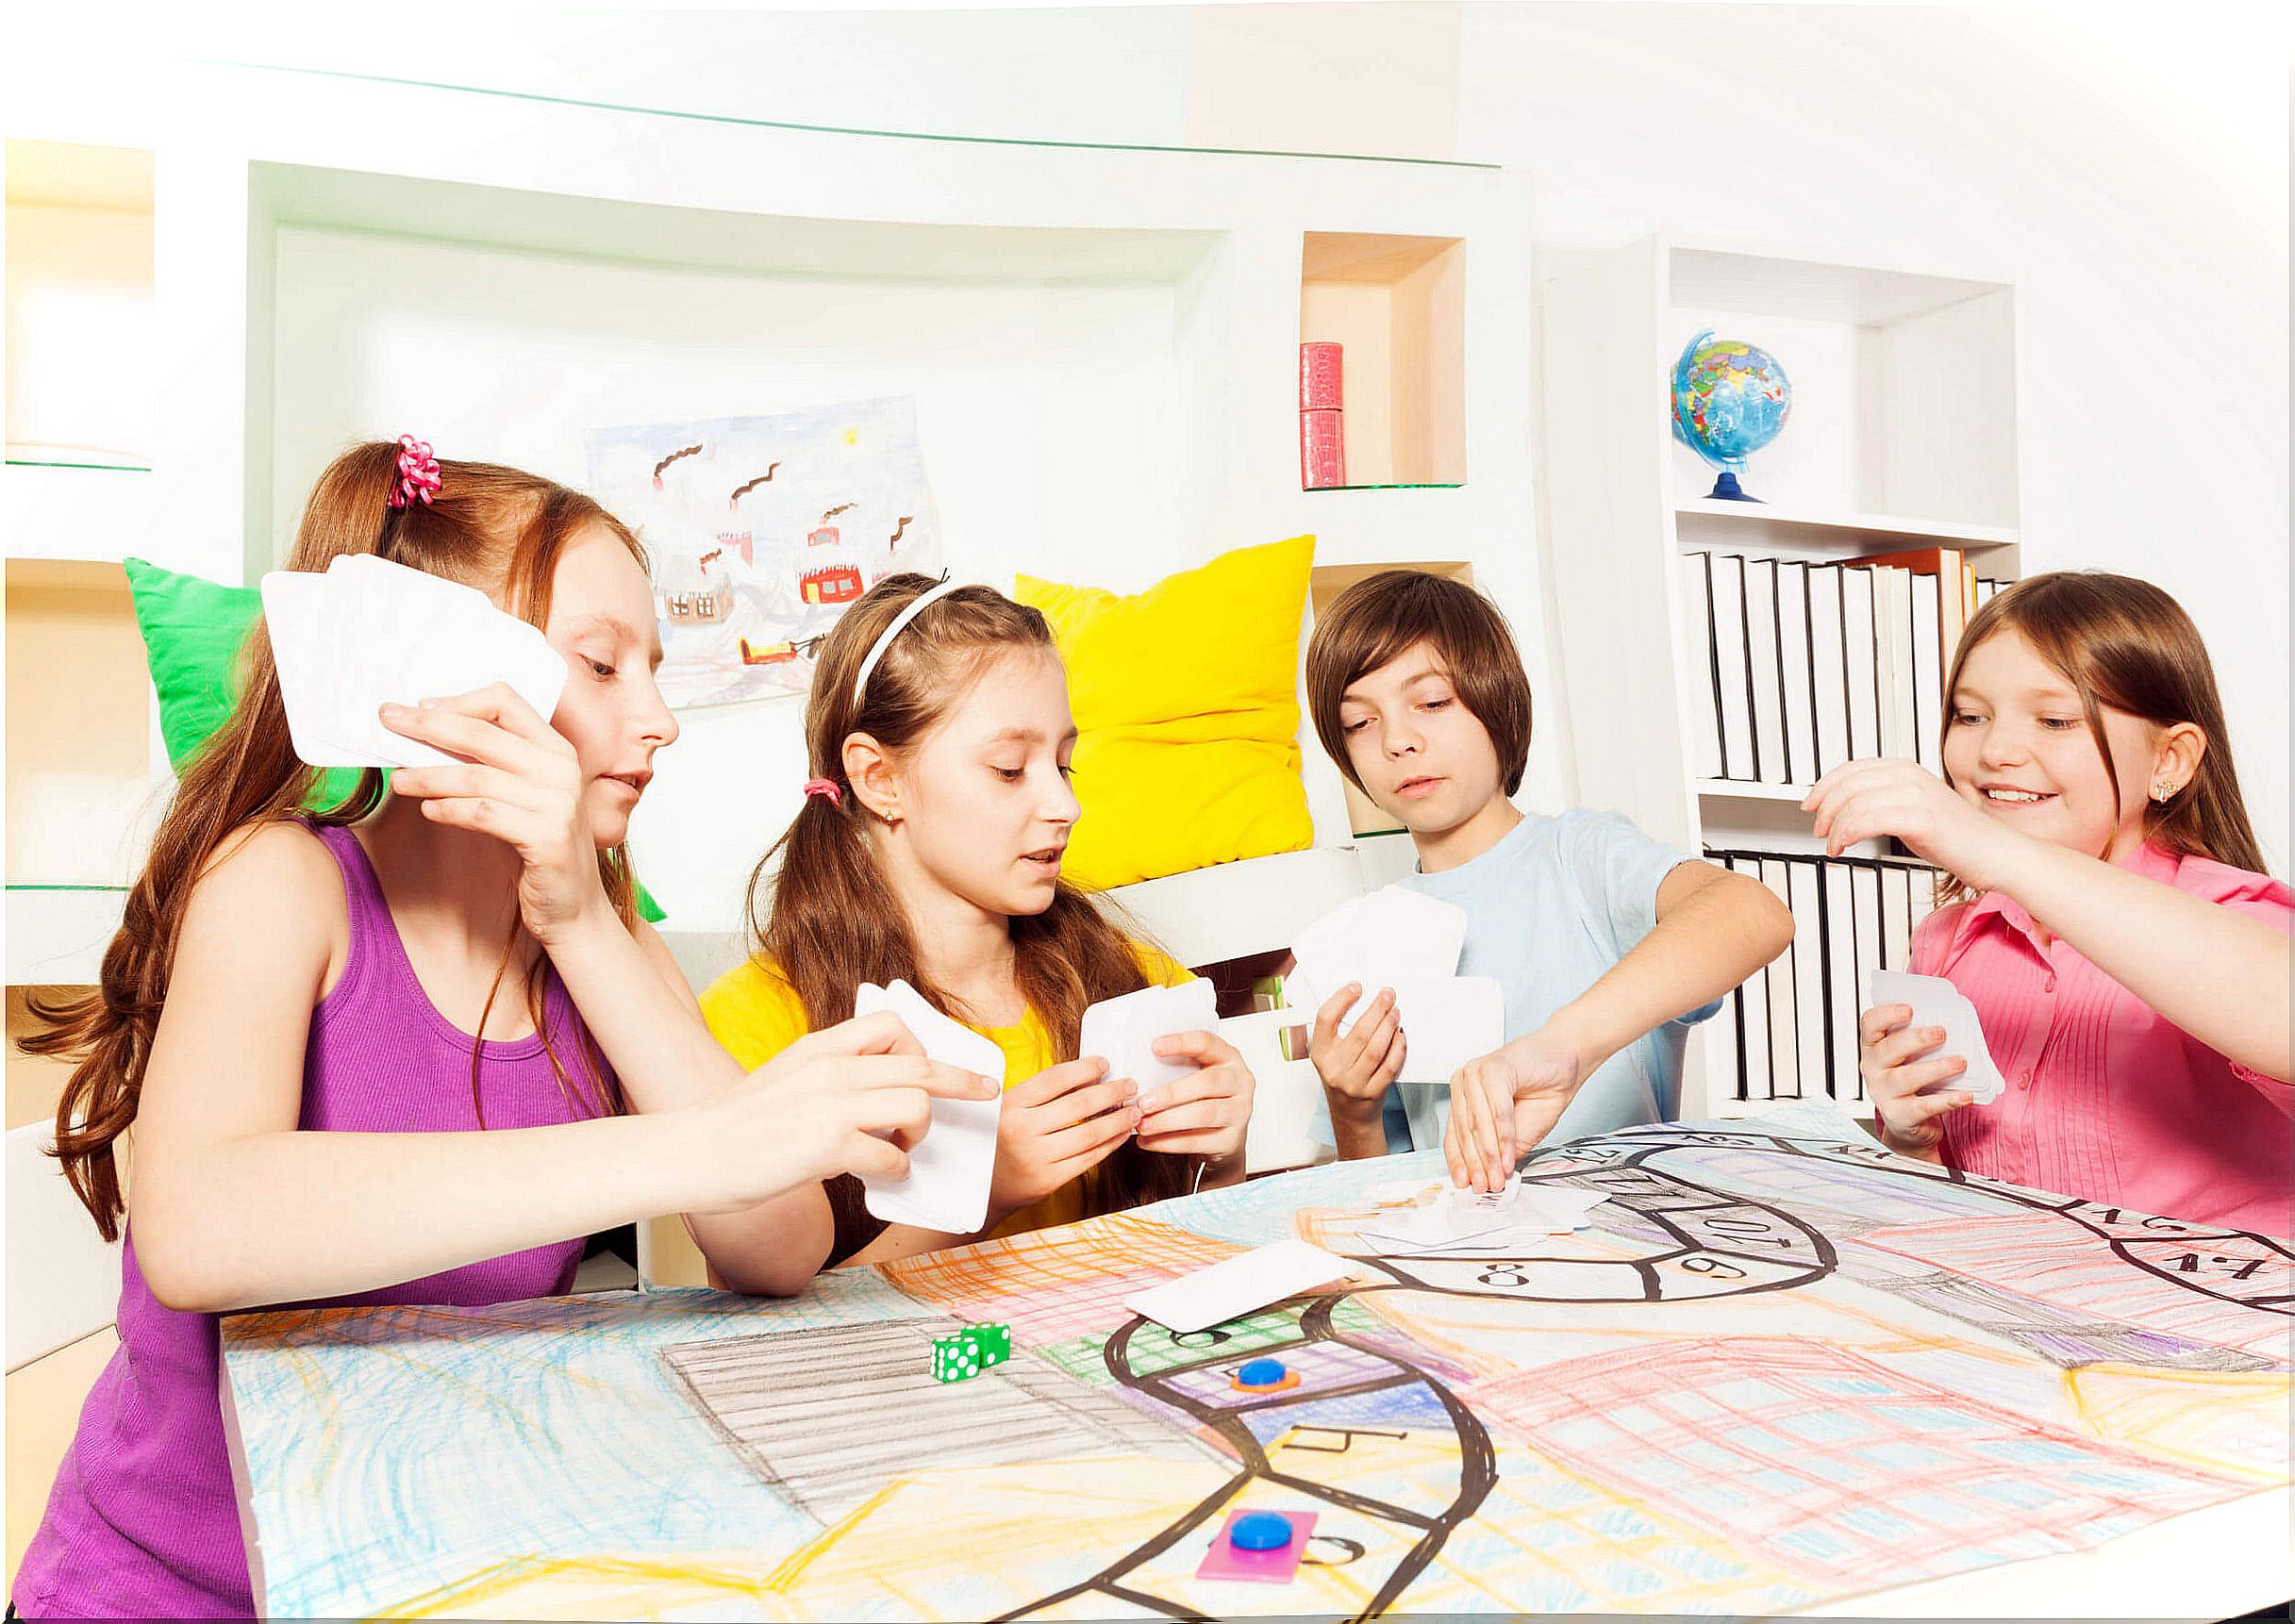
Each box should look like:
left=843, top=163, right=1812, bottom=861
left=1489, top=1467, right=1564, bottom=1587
left=23, top=441, right=646, bottom=1238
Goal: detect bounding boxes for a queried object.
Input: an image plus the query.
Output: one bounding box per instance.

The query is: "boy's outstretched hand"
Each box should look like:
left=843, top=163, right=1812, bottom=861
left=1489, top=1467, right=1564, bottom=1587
left=1445, top=1028, right=1584, bottom=1191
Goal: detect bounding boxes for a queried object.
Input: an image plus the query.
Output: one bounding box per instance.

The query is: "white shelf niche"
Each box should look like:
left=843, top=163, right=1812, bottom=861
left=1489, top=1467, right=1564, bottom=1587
left=1672, top=498, right=2018, bottom=561
left=1665, top=245, right=2018, bottom=534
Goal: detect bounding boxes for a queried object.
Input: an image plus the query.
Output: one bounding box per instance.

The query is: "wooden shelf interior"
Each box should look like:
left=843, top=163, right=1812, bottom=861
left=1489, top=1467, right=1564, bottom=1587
left=5, top=560, right=153, bottom=887
left=1308, top=558, right=1475, bottom=838
left=4, top=141, right=153, bottom=469
left=1300, top=232, right=1465, bottom=488
left=1665, top=244, right=2017, bottom=533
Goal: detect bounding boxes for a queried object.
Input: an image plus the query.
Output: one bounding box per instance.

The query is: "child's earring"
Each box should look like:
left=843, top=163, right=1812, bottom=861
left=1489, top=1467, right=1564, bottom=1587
left=2152, top=778, right=2179, bottom=804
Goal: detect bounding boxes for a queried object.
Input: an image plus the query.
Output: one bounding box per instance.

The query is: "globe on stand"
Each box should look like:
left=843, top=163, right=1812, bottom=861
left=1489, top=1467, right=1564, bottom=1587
left=1671, top=330, right=1791, bottom=502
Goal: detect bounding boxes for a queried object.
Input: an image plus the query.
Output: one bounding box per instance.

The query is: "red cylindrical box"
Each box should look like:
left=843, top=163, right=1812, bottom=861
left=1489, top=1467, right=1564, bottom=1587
left=1301, top=408, right=1346, bottom=489
left=1299, top=341, right=1343, bottom=411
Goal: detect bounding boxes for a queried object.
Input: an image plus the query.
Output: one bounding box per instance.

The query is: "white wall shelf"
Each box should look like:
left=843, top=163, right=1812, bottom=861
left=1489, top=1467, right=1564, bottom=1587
left=5, top=888, right=126, bottom=987
left=3, top=464, right=160, bottom=566
left=1673, top=499, right=2018, bottom=555
left=1104, top=845, right=1366, bottom=969
left=1696, top=779, right=1814, bottom=804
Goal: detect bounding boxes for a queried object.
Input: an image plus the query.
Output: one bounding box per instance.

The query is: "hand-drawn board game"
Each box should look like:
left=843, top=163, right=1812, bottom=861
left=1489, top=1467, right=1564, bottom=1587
left=220, top=1102, right=2292, bottom=1618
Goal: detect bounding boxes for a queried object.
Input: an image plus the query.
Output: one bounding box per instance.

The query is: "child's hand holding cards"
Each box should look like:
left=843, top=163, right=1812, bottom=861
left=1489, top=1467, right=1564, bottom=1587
left=854, top=981, right=1006, bottom=1235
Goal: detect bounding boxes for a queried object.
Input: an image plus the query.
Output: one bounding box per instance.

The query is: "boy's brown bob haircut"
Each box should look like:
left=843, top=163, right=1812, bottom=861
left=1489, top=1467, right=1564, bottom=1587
left=1305, top=570, right=1533, bottom=796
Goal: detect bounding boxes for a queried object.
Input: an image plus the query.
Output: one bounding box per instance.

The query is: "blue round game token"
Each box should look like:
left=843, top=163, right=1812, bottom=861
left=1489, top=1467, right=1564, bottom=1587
left=1235, top=1357, right=1288, bottom=1387
left=1229, top=1512, right=1294, bottom=1551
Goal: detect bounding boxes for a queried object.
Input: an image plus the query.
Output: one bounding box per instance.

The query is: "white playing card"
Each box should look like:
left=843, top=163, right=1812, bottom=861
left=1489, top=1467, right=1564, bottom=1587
left=854, top=980, right=1006, bottom=1235
left=1123, top=1239, right=1361, bottom=1334
left=1080, top=979, right=1219, bottom=1097
left=1354, top=1178, right=1607, bottom=1256
left=1333, top=976, right=1505, bottom=1084
left=259, top=572, right=394, bottom=768
left=315, top=557, right=570, bottom=768
left=1287, top=886, right=1469, bottom=1021
left=1868, top=969, right=2005, bottom=1105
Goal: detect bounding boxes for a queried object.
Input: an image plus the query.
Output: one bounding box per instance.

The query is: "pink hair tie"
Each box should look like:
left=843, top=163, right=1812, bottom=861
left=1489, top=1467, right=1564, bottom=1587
left=802, top=777, right=843, bottom=807
left=387, top=435, right=442, bottom=509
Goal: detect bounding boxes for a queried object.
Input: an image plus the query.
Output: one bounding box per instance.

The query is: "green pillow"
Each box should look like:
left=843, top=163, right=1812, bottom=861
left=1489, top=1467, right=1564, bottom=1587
left=122, top=556, right=666, bottom=922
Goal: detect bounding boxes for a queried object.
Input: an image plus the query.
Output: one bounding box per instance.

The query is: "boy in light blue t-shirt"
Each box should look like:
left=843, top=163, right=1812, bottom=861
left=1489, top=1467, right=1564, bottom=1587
left=1301, top=571, right=1793, bottom=1187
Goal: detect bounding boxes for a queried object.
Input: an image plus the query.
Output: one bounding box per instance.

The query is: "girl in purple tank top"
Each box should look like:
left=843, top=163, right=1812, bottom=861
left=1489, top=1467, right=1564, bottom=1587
left=12, top=442, right=995, bottom=1618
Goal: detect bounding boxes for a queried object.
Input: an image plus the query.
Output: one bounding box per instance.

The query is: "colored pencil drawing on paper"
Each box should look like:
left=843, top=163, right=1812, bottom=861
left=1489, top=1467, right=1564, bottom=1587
left=221, top=1102, right=2292, bottom=1618
left=583, top=399, right=942, bottom=709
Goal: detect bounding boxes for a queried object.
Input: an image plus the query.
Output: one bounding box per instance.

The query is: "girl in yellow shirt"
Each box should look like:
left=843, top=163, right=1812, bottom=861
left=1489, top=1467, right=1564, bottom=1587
left=702, top=574, right=1257, bottom=1265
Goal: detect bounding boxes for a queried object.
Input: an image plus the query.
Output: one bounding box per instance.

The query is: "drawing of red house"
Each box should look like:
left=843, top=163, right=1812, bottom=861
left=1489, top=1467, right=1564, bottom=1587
left=800, top=564, right=863, bottom=605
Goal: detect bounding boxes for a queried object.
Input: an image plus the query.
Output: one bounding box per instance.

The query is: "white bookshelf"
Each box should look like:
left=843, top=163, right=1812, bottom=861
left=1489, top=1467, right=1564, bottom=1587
left=1540, top=236, right=2022, bottom=1118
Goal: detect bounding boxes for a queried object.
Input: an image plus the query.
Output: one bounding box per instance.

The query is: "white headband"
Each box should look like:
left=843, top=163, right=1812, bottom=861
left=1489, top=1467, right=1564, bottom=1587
left=851, top=578, right=966, bottom=705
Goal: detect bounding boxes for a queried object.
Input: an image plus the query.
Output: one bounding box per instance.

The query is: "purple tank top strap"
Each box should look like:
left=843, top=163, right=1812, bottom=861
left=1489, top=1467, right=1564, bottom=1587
left=303, top=819, right=403, bottom=1013
left=305, top=820, right=391, bottom=933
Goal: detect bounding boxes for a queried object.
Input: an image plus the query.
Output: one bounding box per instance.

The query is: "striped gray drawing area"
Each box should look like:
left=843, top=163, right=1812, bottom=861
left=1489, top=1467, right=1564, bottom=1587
left=660, top=1315, right=1218, bottom=1521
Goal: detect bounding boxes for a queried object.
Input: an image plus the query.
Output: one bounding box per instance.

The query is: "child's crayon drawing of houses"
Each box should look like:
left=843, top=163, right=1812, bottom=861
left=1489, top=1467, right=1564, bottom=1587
left=585, top=399, right=941, bottom=708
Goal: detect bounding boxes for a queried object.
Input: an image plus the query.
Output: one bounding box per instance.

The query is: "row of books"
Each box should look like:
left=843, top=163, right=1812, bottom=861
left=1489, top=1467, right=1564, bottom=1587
left=1706, top=849, right=1941, bottom=1103
left=1678, top=549, right=2008, bottom=787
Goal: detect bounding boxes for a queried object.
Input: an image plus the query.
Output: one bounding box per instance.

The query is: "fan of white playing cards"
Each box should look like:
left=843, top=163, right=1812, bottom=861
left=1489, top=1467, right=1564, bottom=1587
left=1352, top=1174, right=1607, bottom=1258
left=261, top=556, right=570, bottom=769
left=1283, top=886, right=1504, bottom=1084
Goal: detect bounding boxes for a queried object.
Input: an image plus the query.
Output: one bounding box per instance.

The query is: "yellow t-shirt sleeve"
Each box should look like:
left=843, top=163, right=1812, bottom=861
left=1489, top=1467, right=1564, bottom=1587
left=698, top=956, right=815, bottom=1071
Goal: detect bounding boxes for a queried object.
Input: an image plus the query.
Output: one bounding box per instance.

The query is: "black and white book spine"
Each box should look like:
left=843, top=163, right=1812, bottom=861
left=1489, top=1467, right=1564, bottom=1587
left=1757, top=856, right=1800, bottom=1096
left=1806, top=563, right=1852, bottom=777
left=1841, top=565, right=1881, bottom=761
left=1820, top=861, right=1864, bottom=1100
left=1678, top=552, right=1723, bottom=781
left=1710, top=555, right=1755, bottom=781
left=1910, top=571, right=1944, bottom=772
left=1881, top=864, right=1915, bottom=972
left=1743, top=557, right=1788, bottom=785
left=1776, top=559, right=1818, bottom=788
left=1724, top=855, right=1772, bottom=1099
left=1784, top=861, right=1829, bottom=1100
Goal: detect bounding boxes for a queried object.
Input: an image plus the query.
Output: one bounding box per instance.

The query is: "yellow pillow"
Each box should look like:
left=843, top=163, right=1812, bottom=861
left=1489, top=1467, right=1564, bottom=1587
left=1017, top=536, right=1316, bottom=889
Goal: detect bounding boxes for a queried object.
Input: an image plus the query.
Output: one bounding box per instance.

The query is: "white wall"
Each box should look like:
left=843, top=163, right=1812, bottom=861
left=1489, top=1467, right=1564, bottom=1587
left=47, top=0, right=2286, bottom=868
left=1449, top=2, right=2289, bottom=866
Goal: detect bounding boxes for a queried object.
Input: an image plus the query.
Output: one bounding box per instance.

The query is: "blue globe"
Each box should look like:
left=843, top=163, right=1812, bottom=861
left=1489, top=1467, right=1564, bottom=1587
left=1671, top=330, right=1791, bottom=500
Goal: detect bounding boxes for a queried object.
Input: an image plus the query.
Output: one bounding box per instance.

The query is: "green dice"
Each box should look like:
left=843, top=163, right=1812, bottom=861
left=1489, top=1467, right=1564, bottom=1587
left=928, top=1322, right=1014, bottom=1384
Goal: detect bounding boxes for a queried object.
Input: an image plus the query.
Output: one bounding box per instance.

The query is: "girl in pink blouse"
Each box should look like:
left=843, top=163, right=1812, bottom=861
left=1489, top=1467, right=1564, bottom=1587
left=1806, top=572, right=2290, bottom=1235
